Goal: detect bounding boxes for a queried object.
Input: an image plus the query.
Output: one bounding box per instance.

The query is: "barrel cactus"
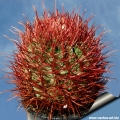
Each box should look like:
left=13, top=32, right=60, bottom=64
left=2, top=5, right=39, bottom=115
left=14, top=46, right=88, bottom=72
left=4, top=5, right=112, bottom=120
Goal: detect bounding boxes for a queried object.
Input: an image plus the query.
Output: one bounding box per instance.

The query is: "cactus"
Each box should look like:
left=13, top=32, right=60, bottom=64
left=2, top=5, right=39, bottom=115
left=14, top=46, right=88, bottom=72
left=4, top=4, right=112, bottom=120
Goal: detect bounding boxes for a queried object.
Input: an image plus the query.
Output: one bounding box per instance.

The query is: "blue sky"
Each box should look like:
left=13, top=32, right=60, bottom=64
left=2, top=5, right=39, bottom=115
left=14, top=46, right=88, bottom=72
left=0, top=0, right=120, bottom=120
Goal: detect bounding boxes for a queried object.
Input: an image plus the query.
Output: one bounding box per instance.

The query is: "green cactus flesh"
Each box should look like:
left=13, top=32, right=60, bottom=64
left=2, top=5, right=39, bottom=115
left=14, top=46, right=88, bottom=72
left=25, top=41, right=88, bottom=101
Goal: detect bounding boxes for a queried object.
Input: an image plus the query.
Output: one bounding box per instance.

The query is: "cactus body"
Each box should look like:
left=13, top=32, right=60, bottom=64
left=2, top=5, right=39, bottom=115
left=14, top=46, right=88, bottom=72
left=5, top=5, right=111, bottom=120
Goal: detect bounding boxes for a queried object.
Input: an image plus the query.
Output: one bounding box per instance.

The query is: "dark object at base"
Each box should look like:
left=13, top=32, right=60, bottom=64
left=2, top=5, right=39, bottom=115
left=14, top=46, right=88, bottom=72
left=27, top=111, right=81, bottom=120
left=26, top=106, right=90, bottom=120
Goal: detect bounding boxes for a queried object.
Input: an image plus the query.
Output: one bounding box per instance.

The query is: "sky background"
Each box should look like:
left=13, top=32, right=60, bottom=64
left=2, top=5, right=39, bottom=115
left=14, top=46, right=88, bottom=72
left=0, top=0, right=120, bottom=120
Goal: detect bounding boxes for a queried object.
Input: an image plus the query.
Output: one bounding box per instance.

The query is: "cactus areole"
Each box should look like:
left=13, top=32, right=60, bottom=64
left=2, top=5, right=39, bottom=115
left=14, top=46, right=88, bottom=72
left=5, top=5, right=112, bottom=120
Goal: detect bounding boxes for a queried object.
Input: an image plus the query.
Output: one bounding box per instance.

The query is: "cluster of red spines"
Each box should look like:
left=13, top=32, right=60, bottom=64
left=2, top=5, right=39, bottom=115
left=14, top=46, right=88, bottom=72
left=6, top=6, right=111, bottom=119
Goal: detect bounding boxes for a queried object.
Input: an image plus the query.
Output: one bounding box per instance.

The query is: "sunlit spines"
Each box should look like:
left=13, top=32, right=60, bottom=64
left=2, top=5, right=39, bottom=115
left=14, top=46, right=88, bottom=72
left=4, top=4, right=112, bottom=120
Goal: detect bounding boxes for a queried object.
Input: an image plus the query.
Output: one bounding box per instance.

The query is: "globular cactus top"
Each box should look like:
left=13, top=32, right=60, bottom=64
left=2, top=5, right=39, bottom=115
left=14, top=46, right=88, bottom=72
left=5, top=4, right=112, bottom=120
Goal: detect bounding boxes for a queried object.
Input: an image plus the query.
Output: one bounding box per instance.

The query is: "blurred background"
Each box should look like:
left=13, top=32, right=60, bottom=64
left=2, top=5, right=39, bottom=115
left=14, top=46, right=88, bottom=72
left=0, top=0, right=120, bottom=120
